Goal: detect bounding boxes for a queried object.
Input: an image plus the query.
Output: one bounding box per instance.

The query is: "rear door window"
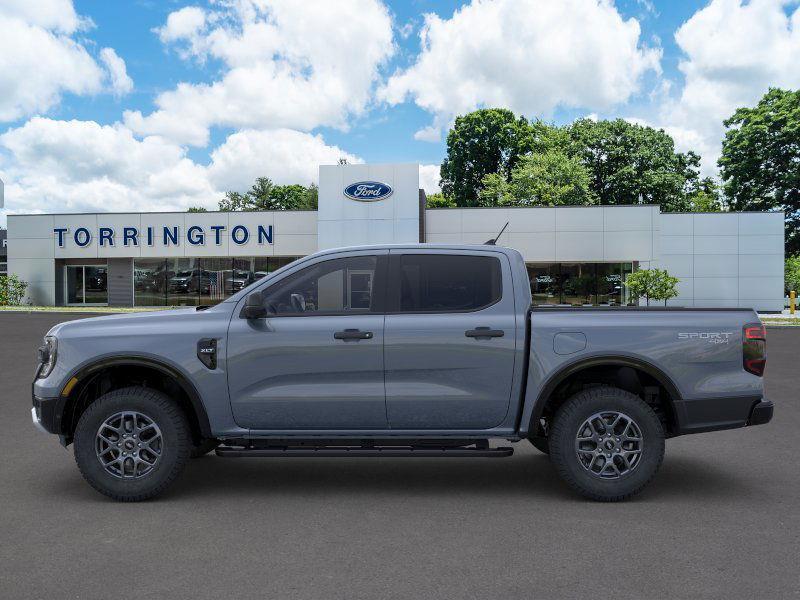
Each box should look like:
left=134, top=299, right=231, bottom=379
left=396, top=254, right=502, bottom=313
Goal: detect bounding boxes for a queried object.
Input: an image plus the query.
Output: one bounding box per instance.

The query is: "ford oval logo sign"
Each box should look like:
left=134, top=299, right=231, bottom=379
left=344, top=181, right=393, bottom=202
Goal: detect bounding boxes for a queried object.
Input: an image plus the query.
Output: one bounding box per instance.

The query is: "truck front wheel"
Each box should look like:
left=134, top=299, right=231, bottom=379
left=73, top=387, right=191, bottom=501
left=549, top=386, right=665, bottom=502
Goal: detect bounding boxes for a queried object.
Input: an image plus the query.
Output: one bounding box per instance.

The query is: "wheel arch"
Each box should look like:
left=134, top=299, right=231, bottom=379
left=528, top=355, right=684, bottom=438
left=59, top=356, right=212, bottom=445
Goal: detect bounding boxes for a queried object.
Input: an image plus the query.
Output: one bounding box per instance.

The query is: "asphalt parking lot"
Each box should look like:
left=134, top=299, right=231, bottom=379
left=1, top=313, right=798, bottom=599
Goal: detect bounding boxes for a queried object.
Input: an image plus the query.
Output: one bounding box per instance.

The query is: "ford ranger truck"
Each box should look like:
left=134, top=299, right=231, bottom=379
left=31, top=245, right=773, bottom=502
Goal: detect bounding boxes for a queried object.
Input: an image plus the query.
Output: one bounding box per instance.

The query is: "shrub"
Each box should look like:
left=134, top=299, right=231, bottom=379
left=0, top=274, right=29, bottom=306
left=624, top=269, right=679, bottom=307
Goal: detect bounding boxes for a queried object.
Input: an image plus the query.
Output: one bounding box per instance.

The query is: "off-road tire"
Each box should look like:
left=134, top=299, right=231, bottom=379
left=190, top=438, right=220, bottom=458
left=73, top=386, right=191, bottom=502
left=549, top=386, right=665, bottom=502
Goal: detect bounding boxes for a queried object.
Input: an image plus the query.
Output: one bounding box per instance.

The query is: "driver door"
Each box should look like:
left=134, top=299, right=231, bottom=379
left=227, top=251, right=388, bottom=431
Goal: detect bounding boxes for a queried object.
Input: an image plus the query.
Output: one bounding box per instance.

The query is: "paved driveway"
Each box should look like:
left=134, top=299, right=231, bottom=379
left=1, top=313, right=798, bottom=599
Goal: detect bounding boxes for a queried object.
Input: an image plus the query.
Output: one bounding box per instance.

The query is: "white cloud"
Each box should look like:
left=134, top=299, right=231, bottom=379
left=418, top=164, right=441, bottom=195
left=0, top=1, right=132, bottom=122
left=657, top=0, right=800, bottom=174
left=0, top=118, right=362, bottom=218
left=0, top=118, right=213, bottom=214
left=100, top=48, right=134, bottom=96
left=127, top=0, right=394, bottom=146
left=413, top=124, right=443, bottom=143
left=156, top=6, right=207, bottom=44
left=0, top=0, right=83, bottom=33
left=380, top=0, right=661, bottom=141
left=206, top=129, right=361, bottom=193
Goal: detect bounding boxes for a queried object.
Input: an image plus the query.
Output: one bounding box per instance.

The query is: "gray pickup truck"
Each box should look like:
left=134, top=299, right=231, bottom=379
left=32, top=244, right=773, bottom=502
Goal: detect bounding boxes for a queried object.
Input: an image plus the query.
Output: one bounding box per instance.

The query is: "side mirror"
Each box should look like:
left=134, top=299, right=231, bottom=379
left=240, top=291, right=268, bottom=319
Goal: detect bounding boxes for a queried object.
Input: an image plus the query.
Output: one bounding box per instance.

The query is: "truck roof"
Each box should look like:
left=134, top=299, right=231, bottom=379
left=309, top=243, right=524, bottom=258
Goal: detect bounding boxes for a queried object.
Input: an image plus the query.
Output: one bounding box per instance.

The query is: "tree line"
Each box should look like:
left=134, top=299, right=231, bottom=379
left=431, top=88, right=800, bottom=257
left=190, top=177, right=318, bottom=212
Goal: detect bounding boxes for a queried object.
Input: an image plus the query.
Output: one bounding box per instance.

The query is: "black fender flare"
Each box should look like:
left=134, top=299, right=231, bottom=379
left=528, top=354, right=684, bottom=434
left=62, top=356, right=212, bottom=438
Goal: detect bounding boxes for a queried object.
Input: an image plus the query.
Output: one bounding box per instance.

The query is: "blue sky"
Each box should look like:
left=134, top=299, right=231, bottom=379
left=55, top=0, right=700, bottom=165
left=1, top=0, right=798, bottom=221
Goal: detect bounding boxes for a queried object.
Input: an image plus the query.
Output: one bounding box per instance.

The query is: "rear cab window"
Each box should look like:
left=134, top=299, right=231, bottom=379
left=393, top=254, right=502, bottom=313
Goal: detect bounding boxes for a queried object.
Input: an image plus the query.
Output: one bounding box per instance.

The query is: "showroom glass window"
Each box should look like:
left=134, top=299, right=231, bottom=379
left=527, top=263, right=560, bottom=305
left=134, top=259, right=168, bottom=306
left=132, top=256, right=299, bottom=307
left=260, top=256, right=378, bottom=315
left=561, top=263, right=597, bottom=305
left=526, top=262, right=637, bottom=306
left=398, top=254, right=501, bottom=312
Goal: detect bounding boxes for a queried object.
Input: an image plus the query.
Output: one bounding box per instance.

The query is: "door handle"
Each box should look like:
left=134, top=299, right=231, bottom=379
left=334, top=329, right=373, bottom=340
left=465, top=327, right=504, bottom=338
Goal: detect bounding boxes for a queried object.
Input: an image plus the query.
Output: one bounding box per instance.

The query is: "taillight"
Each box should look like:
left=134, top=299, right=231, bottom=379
left=743, top=322, right=766, bottom=376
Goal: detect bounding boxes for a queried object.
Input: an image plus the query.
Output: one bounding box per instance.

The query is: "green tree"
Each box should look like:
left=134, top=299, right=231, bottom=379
left=270, top=184, right=310, bottom=210
left=218, top=190, right=251, bottom=212
left=425, top=192, right=456, bottom=208
left=0, top=273, right=28, bottom=306
left=219, top=178, right=320, bottom=211
left=477, top=173, right=511, bottom=206
left=304, top=183, right=319, bottom=210
left=505, top=151, right=594, bottom=207
left=567, top=118, right=700, bottom=212
left=187, top=206, right=208, bottom=213
left=686, top=177, right=726, bottom=212
left=624, top=268, right=680, bottom=306
left=786, top=255, right=800, bottom=296
left=245, top=177, right=275, bottom=210
left=719, top=88, right=800, bottom=254
left=440, top=108, right=542, bottom=206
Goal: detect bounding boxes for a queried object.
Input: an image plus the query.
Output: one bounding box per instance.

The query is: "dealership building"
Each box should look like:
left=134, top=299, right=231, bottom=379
left=6, top=162, right=785, bottom=311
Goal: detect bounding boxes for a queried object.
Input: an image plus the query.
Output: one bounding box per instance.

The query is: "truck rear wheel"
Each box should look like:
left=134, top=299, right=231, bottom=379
left=549, top=386, right=665, bottom=502
left=73, top=387, right=191, bottom=502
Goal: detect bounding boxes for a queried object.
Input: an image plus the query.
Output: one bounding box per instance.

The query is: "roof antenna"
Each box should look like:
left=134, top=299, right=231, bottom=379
left=484, top=221, right=509, bottom=245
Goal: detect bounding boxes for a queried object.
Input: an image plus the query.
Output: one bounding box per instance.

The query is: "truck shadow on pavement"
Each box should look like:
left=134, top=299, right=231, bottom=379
left=40, top=448, right=754, bottom=504
left=155, top=452, right=753, bottom=503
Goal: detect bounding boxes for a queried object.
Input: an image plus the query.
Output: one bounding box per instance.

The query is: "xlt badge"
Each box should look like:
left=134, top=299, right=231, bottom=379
left=197, top=339, right=217, bottom=369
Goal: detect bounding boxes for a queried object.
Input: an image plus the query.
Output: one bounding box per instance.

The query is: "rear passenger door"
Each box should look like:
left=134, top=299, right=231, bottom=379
left=383, top=250, right=517, bottom=430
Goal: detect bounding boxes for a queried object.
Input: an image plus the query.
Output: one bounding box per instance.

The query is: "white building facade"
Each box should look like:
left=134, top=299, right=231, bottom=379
left=6, top=162, right=785, bottom=311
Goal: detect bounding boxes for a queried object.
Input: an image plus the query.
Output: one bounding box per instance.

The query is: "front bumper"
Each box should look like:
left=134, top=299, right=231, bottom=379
left=31, top=407, right=49, bottom=434
left=31, top=394, right=66, bottom=435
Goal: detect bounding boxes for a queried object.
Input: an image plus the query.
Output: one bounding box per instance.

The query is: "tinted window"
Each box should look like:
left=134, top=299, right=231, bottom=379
left=398, top=254, right=501, bottom=312
left=262, top=256, right=378, bottom=315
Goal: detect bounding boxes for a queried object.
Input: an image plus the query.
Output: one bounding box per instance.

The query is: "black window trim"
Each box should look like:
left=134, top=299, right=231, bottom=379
left=250, top=254, right=389, bottom=318
left=386, top=252, right=505, bottom=315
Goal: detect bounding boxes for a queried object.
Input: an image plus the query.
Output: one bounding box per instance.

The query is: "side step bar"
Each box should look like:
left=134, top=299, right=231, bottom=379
left=216, top=443, right=513, bottom=458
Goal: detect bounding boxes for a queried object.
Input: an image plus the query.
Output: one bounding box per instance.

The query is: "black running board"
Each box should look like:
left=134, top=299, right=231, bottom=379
left=215, top=445, right=513, bottom=458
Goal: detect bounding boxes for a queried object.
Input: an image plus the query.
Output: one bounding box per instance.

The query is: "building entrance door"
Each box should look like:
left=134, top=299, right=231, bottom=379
left=65, top=265, right=108, bottom=305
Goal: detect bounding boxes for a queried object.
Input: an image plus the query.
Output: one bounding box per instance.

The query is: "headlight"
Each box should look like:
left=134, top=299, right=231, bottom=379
left=37, top=336, right=58, bottom=379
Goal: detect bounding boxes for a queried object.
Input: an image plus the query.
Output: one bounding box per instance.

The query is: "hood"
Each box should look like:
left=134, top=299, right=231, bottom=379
left=46, top=307, right=201, bottom=337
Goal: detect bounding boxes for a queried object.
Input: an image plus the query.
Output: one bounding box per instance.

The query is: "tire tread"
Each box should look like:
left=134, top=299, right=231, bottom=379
left=549, top=386, right=665, bottom=502
left=73, top=386, right=191, bottom=502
